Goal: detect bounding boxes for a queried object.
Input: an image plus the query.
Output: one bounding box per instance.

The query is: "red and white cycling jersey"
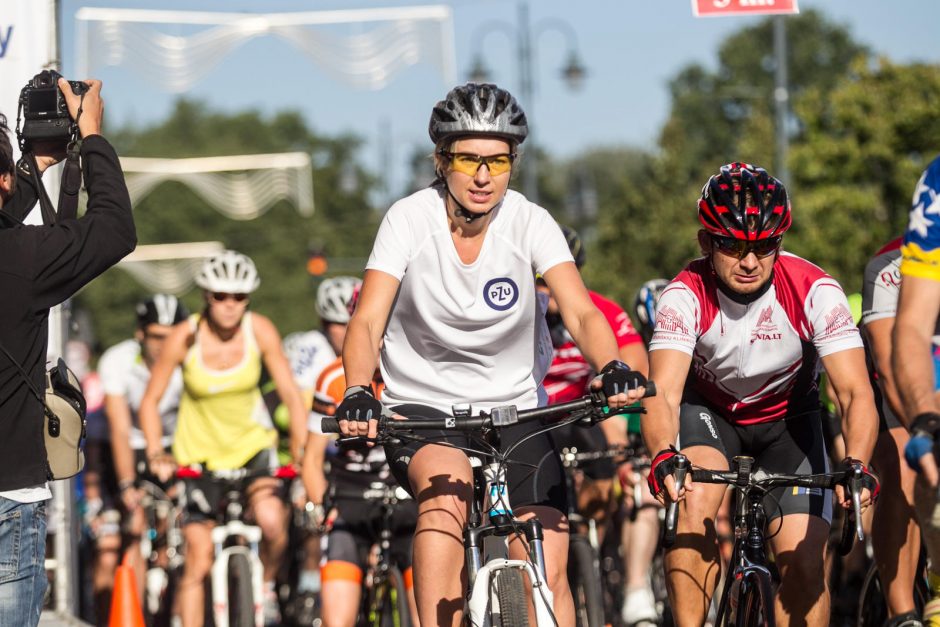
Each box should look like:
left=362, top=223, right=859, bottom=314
left=649, top=253, right=862, bottom=424
left=543, top=290, right=643, bottom=404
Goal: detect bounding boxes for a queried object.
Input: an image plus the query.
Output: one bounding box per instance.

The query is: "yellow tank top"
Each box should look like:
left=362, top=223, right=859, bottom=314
left=173, top=312, right=275, bottom=470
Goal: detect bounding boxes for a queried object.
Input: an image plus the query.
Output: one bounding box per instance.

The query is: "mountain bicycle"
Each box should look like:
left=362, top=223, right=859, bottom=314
left=325, top=482, right=415, bottom=627
left=323, top=385, right=655, bottom=627
left=176, top=463, right=298, bottom=627
left=661, top=453, right=874, bottom=627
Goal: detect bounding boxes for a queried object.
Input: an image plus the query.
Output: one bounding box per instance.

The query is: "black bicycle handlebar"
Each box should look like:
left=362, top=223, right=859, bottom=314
left=321, top=383, right=656, bottom=436
left=661, top=454, right=870, bottom=554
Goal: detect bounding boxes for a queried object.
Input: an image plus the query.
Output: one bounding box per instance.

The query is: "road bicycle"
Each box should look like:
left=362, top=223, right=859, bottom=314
left=662, top=453, right=873, bottom=627
left=134, top=477, right=184, bottom=627
left=325, top=482, right=415, bottom=627
left=323, top=386, right=654, bottom=627
left=176, top=463, right=298, bottom=627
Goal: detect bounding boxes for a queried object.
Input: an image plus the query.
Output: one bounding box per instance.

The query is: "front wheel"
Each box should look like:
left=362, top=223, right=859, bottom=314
left=368, top=567, right=412, bottom=627
left=734, top=571, right=774, bottom=627
left=494, top=568, right=531, bottom=627
left=569, top=535, right=605, bottom=627
left=228, top=553, right=255, bottom=627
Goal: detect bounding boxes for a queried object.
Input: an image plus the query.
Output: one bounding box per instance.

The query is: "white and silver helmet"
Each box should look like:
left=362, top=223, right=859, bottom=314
left=316, top=276, right=361, bottom=324
left=195, top=250, right=260, bottom=294
left=429, top=83, right=528, bottom=145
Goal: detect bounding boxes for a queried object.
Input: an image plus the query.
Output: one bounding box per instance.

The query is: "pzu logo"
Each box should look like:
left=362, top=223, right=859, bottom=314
left=483, top=277, right=519, bottom=311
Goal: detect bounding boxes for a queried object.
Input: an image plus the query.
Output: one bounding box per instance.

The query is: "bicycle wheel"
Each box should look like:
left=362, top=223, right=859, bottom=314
left=856, top=552, right=930, bottom=627
left=228, top=553, right=255, bottom=627
left=494, top=568, right=531, bottom=627
left=374, top=567, right=412, bottom=627
left=735, top=572, right=774, bottom=627
left=569, top=535, right=605, bottom=627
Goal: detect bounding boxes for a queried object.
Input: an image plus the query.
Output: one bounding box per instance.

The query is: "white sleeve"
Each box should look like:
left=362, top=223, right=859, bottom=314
left=806, top=279, right=864, bottom=357
left=366, top=202, right=414, bottom=280
left=528, top=207, right=575, bottom=276
left=860, top=253, right=900, bottom=326
left=648, top=283, right=699, bottom=356
left=98, top=344, right=130, bottom=396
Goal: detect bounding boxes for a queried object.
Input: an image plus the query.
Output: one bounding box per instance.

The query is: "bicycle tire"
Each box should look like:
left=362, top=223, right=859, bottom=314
left=228, top=553, right=255, bottom=627
left=856, top=554, right=930, bottom=627
left=372, top=567, right=412, bottom=627
left=734, top=571, right=774, bottom=627
left=495, top=568, right=531, bottom=627
left=569, top=535, right=605, bottom=627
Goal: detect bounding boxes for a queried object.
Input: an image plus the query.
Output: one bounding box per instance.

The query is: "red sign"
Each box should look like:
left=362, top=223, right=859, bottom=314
left=692, top=0, right=799, bottom=17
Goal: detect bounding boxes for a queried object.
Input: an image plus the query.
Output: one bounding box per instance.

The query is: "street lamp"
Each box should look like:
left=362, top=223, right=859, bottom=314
left=465, top=2, right=587, bottom=203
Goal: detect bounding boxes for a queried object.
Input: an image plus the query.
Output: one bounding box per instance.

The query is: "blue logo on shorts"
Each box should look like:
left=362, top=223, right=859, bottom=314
left=483, top=278, right=519, bottom=311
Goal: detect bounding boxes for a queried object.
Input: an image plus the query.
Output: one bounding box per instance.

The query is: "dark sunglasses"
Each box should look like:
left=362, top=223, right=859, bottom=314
left=210, top=292, right=249, bottom=303
left=711, top=235, right=782, bottom=259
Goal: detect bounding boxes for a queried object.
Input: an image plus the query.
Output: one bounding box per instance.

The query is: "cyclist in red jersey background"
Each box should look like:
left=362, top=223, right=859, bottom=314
left=642, top=163, right=879, bottom=627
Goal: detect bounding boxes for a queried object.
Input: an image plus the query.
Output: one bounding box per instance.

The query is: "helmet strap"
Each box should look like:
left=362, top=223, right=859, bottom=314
left=445, top=183, right=495, bottom=224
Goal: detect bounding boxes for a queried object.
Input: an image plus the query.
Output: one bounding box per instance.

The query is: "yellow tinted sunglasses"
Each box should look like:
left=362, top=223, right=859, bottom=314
left=442, top=151, right=515, bottom=176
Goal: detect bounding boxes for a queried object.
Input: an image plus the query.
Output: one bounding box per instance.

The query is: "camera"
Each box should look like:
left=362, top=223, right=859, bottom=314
left=17, top=70, right=88, bottom=148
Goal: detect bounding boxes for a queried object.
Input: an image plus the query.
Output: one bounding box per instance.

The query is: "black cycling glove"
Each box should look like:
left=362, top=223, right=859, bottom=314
left=647, top=446, right=680, bottom=497
left=598, top=360, right=647, bottom=397
left=336, top=385, right=383, bottom=424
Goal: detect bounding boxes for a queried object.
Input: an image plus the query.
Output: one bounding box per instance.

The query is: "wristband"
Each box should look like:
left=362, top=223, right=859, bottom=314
left=910, top=412, right=940, bottom=436
left=118, top=479, right=136, bottom=493
left=344, top=385, right=375, bottom=399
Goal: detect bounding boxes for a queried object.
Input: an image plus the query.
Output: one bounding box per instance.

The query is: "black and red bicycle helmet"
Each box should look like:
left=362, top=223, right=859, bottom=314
left=697, top=162, right=791, bottom=240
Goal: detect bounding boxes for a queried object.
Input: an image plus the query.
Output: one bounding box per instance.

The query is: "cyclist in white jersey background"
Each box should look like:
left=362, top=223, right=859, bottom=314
left=642, top=162, right=879, bottom=627
left=335, top=83, right=648, bottom=627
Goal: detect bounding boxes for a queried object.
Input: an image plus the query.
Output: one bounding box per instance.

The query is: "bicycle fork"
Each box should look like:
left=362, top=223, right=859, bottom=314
left=464, top=463, right=555, bottom=626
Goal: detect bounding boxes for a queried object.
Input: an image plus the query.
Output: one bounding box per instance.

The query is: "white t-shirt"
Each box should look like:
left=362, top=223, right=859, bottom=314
left=366, top=187, right=572, bottom=413
left=98, top=339, right=184, bottom=450
left=282, top=330, right=336, bottom=393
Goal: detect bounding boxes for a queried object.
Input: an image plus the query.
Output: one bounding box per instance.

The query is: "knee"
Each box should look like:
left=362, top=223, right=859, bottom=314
left=183, top=539, right=214, bottom=580
left=416, top=498, right=469, bottom=532
left=254, top=500, right=288, bottom=541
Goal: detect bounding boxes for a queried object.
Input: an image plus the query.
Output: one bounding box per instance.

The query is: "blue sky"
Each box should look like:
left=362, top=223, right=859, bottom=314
left=59, top=0, right=940, bottom=195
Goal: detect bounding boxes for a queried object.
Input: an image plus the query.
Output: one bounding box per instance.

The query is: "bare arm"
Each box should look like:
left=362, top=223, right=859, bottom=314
left=301, top=432, right=330, bottom=504
left=254, top=314, right=307, bottom=463
left=862, top=318, right=908, bottom=424
left=542, top=262, right=620, bottom=371
left=140, top=323, right=190, bottom=460
left=343, top=269, right=399, bottom=388
left=641, top=348, right=693, bottom=502
left=104, top=394, right=138, bottom=486
left=619, top=341, right=649, bottom=377
left=821, top=347, right=878, bottom=465
left=893, top=275, right=940, bottom=418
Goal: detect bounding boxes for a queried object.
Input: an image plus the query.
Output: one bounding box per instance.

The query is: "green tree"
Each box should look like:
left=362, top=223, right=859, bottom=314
left=77, top=100, right=379, bottom=351
left=787, top=59, right=940, bottom=291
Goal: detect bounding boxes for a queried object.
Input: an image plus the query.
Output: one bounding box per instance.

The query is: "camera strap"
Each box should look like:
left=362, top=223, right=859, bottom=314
left=19, top=147, right=81, bottom=226
left=0, top=342, right=54, bottom=420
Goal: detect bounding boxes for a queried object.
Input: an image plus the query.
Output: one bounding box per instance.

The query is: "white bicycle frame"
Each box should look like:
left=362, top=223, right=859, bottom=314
left=209, top=518, right=265, bottom=627
left=464, top=460, right=556, bottom=626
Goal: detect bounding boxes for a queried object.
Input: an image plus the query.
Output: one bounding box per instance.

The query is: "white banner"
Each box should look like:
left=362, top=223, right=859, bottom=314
left=0, top=0, right=57, bottom=164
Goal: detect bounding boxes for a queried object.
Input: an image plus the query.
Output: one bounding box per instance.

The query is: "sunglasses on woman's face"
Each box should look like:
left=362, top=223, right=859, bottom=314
left=711, top=235, right=782, bottom=260
left=442, top=151, right=515, bottom=176
left=210, top=292, right=249, bottom=303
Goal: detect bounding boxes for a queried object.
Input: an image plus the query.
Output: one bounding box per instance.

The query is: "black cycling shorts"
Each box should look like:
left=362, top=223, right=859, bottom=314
left=678, top=398, right=832, bottom=523
left=179, top=449, right=281, bottom=525
left=384, top=404, right=568, bottom=514
left=325, top=494, right=418, bottom=573
left=551, top=422, right=615, bottom=480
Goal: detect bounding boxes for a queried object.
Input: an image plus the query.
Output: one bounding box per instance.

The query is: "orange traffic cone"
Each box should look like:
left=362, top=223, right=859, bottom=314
left=109, top=554, right=145, bottom=627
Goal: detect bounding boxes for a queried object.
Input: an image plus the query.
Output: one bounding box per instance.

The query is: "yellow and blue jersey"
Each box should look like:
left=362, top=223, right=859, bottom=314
left=901, top=155, right=940, bottom=281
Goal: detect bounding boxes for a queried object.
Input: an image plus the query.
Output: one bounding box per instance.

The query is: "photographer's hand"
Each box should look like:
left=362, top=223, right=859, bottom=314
left=58, top=78, right=103, bottom=139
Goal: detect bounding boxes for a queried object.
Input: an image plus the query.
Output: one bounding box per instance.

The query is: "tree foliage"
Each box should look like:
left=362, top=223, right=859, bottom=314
left=77, top=100, right=380, bottom=351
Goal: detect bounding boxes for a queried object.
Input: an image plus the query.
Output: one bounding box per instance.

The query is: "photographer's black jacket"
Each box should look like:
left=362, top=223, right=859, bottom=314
left=0, top=135, right=136, bottom=491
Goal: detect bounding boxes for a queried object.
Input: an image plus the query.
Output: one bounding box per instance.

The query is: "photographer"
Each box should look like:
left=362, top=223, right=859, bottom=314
left=0, top=77, right=136, bottom=626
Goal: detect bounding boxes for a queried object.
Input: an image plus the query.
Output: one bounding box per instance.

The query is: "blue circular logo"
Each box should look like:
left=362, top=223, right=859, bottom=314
left=483, top=277, right=519, bottom=311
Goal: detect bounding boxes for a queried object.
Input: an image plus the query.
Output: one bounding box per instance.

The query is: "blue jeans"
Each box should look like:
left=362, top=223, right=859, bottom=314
left=0, top=498, right=48, bottom=627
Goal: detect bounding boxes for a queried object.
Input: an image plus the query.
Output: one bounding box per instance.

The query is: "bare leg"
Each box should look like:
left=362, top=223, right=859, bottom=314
left=178, top=522, right=214, bottom=627
left=768, top=513, right=830, bottom=627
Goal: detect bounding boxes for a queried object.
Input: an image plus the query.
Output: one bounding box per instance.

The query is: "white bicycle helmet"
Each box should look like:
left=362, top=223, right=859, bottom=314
left=194, top=250, right=261, bottom=294
left=316, top=276, right=362, bottom=324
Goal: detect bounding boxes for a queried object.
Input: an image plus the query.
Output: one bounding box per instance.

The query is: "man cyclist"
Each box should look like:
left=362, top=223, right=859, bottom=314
left=860, top=237, right=926, bottom=626
left=97, top=295, right=188, bottom=615
left=642, top=162, right=878, bottom=626
left=302, top=283, right=419, bottom=627
left=893, top=154, right=940, bottom=625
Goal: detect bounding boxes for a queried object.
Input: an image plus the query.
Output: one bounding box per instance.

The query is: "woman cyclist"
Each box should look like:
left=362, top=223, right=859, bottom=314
left=139, top=250, right=307, bottom=627
left=337, top=83, right=647, bottom=627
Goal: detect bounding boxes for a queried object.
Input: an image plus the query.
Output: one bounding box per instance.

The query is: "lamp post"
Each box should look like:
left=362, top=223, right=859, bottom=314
left=467, top=2, right=586, bottom=203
